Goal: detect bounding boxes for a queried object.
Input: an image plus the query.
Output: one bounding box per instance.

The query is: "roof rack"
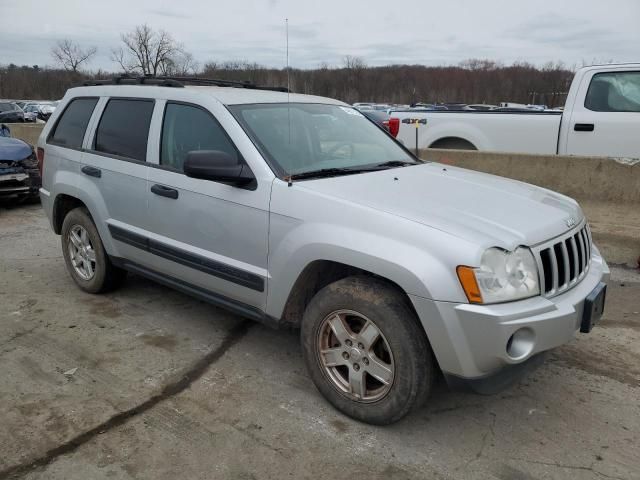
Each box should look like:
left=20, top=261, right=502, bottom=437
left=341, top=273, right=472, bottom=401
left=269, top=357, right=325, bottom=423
left=82, top=75, right=289, bottom=92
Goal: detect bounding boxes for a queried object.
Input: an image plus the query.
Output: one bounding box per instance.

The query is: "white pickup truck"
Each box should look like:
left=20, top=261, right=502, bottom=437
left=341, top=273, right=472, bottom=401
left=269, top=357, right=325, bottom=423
left=391, top=63, right=640, bottom=159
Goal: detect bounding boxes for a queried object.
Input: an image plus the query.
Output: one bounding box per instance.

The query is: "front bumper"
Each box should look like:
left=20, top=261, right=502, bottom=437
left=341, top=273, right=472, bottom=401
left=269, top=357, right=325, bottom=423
left=410, top=245, right=610, bottom=383
left=0, top=168, right=41, bottom=197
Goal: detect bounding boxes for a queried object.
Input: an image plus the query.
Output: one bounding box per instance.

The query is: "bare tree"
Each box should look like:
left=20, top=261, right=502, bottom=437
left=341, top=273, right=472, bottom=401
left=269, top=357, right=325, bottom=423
left=51, top=39, right=97, bottom=73
left=111, top=24, right=181, bottom=76
left=343, top=55, right=367, bottom=70
left=160, top=51, right=198, bottom=76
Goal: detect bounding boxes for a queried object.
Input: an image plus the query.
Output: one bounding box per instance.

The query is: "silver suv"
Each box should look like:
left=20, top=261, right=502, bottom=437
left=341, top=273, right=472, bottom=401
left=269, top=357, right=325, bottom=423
left=38, top=77, right=609, bottom=425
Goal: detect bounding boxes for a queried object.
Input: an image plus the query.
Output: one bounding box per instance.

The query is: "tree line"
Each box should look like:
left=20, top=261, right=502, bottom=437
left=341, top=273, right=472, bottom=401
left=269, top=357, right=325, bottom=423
left=0, top=25, right=573, bottom=107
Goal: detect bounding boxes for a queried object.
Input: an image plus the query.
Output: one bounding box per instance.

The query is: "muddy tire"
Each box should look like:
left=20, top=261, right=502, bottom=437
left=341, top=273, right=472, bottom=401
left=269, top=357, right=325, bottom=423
left=61, top=207, right=126, bottom=293
left=301, top=276, right=435, bottom=425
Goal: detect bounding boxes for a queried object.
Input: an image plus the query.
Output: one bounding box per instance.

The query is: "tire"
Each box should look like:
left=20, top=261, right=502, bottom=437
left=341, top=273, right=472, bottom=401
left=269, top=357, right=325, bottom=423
left=61, top=207, right=126, bottom=293
left=301, top=276, right=435, bottom=425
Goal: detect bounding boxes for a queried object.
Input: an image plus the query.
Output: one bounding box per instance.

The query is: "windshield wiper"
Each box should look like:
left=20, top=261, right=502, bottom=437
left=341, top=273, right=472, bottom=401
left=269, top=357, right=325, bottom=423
left=286, top=160, right=419, bottom=182
left=372, top=160, right=419, bottom=168
left=288, top=167, right=372, bottom=181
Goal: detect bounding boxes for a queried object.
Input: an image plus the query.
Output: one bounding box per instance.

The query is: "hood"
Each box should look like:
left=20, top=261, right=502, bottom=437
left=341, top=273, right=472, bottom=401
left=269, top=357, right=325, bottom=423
left=298, top=163, right=583, bottom=249
left=0, top=137, right=32, bottom=162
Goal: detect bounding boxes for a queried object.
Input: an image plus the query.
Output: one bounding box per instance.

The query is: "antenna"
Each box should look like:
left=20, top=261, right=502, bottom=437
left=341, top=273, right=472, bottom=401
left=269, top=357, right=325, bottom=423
left=286, top=17, right=292, bottom=156
left=286, top=18, right=290, bottom=94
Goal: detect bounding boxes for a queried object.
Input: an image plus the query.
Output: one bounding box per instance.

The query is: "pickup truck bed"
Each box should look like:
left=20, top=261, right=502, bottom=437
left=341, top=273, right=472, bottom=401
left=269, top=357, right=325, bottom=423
left=393, top=110, right=562, bottom=154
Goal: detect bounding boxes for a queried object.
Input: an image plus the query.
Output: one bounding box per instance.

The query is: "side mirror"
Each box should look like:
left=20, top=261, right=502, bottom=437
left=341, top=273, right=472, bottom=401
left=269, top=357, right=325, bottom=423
left=183, top=150, right=255, bottom=188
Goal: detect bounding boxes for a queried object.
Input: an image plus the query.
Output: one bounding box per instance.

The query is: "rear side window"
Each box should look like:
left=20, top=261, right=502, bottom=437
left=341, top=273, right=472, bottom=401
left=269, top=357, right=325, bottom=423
left=94, top=99, right=154, bottom=161
left=49, top=98, right=98, bottom=149
left=160, top=102, right=238, bottom=171
left=585, top=72, right=640, bottom=112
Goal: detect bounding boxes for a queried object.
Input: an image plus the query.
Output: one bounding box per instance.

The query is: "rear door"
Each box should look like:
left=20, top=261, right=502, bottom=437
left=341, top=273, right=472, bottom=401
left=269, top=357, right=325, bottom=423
left=565, top=70, right=640, bottom=158
left=82, top=97, right=154, bottom=260
left=144, top=100, right=270, bottom=310
left=44, top=96, right=99, bottom=195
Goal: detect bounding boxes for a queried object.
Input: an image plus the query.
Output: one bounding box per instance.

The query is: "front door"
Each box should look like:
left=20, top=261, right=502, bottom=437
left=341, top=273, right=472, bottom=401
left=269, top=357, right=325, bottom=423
left=566, top=70, right=640, bottom=158
left=145, top=101, right=270, bottom=310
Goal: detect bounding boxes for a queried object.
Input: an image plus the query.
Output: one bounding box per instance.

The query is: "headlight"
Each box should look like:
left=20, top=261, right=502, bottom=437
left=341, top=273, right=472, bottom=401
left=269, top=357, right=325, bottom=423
left=457, top=247, right=540, bottom=304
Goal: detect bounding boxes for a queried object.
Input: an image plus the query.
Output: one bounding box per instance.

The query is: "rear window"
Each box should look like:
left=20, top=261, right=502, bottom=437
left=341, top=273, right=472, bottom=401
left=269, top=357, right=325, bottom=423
left=48, top=98, right=98, bottom=149
left=94, top=99, right=154, bottom=161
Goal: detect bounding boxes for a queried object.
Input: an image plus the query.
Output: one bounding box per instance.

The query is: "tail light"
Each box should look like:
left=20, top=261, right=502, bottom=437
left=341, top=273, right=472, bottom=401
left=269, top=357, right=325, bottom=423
left=388, top=117, right=400, bottom=138
left=36, top=147, right=45, bottom=177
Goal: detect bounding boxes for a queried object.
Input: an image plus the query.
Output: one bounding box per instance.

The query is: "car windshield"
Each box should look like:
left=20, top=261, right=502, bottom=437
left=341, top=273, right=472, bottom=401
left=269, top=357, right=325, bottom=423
left=0, top=103, right=13, bottom=112
left=229, top=103, right=417, bottom=177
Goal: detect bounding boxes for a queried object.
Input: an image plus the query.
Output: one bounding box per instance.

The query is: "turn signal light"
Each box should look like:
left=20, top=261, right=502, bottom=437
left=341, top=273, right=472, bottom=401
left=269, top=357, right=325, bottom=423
left=457, top=266, right=483, bottom=304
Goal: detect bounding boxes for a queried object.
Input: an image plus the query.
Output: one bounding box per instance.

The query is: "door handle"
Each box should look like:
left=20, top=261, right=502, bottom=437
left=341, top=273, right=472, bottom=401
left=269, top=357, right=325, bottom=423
left=151, top=184, right=179, bottom=199
left=574, top=123, right=595, bottom=132
left=81, top=166, right=101, bottom=178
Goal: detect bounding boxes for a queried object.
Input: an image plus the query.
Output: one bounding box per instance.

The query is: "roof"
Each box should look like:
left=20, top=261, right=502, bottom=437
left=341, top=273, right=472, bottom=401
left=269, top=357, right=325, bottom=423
left=184, top=86, right=345, bottom=106
left=67, top=83, right=345, bottom=107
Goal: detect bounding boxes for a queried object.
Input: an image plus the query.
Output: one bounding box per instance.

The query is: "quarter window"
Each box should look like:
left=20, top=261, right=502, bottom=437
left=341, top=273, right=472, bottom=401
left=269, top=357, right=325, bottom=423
left=160, top=103, right=238, bottom=171
left=94, top=99, right=154, bottom=161
left=585, top=72, right=640, bottom=112
left=48, top=98, right=98, bottom=149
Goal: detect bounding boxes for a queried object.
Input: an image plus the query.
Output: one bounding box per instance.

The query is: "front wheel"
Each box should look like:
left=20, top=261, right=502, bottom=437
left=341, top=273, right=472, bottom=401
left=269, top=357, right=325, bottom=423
left=301, top=276, right=435, bottom=425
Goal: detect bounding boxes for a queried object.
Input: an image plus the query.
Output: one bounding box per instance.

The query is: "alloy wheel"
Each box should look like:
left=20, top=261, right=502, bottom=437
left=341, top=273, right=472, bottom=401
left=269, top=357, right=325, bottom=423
left=317, top=309, right=395, bottom=403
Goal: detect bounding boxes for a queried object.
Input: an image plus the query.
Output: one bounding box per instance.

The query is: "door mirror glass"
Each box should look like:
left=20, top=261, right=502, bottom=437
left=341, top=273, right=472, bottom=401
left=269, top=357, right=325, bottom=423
left=183, top=150, right=255, bottom=188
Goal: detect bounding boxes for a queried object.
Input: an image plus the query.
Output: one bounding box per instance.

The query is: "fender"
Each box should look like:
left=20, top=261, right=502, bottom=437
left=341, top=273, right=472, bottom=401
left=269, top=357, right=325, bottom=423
left=265, top=218, right=477, bottom=320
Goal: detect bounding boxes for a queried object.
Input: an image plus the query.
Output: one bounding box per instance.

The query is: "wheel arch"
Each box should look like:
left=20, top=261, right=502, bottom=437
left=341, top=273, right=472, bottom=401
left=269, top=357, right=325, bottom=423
left=278, top=259, right=421, bottom=328
left=428, top=136, right=478, bottom=150
left=52, top=193, right=88, bottom=234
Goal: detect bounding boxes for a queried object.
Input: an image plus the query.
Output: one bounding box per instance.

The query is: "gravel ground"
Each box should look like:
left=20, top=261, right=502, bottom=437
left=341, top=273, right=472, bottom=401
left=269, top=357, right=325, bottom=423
left=1, top=203, right=639, bottom=480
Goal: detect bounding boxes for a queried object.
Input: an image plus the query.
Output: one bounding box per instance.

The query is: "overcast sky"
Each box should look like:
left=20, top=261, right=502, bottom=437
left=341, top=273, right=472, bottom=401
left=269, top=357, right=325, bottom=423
left=1, top=0, right=638, bottom=70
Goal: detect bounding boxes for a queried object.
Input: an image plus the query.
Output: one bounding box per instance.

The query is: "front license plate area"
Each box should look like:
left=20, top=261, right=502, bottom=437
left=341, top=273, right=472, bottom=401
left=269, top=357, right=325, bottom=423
left=581, top=282, right=607, bottom=333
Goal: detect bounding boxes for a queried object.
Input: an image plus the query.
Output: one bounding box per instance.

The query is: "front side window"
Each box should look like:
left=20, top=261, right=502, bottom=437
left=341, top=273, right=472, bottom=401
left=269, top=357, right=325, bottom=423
left=94, top=99, right=154, bottom=161
left=229, top=103, right=417, bottom=176
left=48, top=97, right=98, bottom=149
left=585, top=72, right=640, bottom=112
left=160, top=102, right=238, bottom=171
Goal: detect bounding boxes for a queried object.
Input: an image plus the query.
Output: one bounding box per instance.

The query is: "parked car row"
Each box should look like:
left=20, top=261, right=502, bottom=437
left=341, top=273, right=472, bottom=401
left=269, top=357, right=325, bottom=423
left=354, top=101, right=560, bottom=115
left=0, top=99, right=59, bottom=123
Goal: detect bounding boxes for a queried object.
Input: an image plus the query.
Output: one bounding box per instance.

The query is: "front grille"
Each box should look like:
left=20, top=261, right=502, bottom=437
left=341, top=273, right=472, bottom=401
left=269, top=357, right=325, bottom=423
left=534, top=222, right=592, bottom=297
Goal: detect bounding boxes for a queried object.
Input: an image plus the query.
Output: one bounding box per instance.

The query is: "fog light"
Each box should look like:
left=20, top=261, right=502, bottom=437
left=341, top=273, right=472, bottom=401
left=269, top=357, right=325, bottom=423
left=506, top=328, right=535, bottom=360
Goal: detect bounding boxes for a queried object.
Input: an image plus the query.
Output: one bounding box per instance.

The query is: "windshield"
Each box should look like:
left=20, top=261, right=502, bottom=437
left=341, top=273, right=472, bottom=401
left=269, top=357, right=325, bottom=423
left=0, top=103, right=14, bottom=112
left=229, top=103, right=417, bottom=176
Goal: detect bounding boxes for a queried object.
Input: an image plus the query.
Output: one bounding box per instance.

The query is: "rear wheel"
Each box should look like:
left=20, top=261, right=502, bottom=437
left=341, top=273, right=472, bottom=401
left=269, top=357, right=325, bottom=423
left=61, top=207, right=126, bottom=293
left=301, top=276, right=435, bottom=425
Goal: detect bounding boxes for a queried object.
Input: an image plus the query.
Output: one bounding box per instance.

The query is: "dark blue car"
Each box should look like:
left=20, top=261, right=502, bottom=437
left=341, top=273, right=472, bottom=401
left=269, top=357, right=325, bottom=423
left=0, top=126, right=41, bottom=201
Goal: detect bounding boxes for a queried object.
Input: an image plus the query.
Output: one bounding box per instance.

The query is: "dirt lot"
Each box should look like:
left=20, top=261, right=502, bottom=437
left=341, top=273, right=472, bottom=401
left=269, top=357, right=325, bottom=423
left=1, top=203, right=639, bottom=480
